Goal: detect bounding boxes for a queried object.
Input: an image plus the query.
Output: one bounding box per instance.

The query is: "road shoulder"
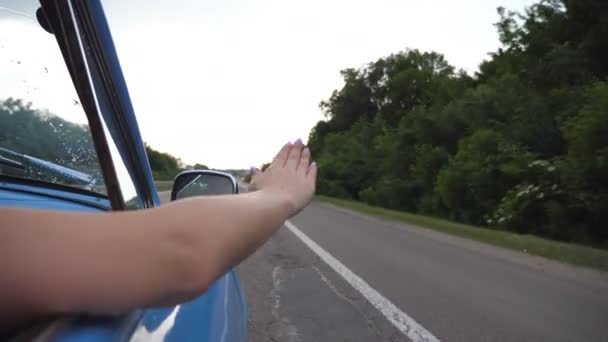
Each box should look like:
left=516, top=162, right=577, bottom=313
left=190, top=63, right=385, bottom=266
left=317, top=200, right=608, bottom=292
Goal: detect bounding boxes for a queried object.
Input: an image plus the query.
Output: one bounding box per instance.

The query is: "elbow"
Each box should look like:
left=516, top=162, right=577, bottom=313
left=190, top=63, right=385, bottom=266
left=178, top=259, right=217, bottom=303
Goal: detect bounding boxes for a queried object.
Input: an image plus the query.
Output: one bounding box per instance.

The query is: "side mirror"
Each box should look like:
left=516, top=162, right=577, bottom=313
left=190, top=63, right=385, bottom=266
left=171, top=170, right=239, bottom=201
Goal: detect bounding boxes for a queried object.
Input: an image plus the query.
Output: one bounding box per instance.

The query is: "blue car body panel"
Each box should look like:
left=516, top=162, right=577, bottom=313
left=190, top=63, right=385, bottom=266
left=47, top=271, right=246, bottom=342
left=0, top=0, right=248, bottom=339
left=133, top=272, right=247, bottom=342
left=0, top=182, right=110, bottom=212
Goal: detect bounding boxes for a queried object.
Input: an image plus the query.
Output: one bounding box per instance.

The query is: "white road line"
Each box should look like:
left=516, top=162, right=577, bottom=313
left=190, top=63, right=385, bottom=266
left=285, top=220, right=440, bottom=342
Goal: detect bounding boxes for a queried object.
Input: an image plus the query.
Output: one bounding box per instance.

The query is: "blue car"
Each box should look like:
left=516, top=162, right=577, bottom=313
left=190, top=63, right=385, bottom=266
left=0, top=0, right=247, bottom=340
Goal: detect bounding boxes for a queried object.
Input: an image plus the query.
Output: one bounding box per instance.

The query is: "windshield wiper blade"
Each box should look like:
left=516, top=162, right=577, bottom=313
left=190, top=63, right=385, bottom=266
left=0, top=155, right=24, bottom=170
left=0, top=147, right=96, bottom=187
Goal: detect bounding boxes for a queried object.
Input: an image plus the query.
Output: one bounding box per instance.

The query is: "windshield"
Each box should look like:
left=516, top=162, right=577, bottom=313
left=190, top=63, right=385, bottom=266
left=0, top=1, right=105, bottom=194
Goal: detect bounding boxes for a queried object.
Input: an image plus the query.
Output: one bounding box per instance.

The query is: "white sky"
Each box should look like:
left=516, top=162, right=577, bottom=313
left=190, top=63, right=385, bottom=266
left=1, top=0, right=536, bottom=169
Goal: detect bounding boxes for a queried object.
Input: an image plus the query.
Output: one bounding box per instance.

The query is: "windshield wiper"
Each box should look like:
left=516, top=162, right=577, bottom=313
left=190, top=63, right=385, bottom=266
left=0, top=147, right=97, bottom=188
left=0, top=154, right=24, bottom=170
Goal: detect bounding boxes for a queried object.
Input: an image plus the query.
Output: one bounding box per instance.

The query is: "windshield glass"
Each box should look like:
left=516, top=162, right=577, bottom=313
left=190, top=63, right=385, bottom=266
left=0, top=1, right=105, bottom=194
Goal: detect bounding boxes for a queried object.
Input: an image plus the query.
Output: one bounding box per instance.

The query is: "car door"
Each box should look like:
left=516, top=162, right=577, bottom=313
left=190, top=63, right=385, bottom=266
left=1, top=0, right=247, bottom=340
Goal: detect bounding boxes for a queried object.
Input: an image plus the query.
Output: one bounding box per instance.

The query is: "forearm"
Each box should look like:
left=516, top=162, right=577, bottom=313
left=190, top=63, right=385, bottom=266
left=0, top=190, right=291, bottom=319
left=150, top=189, right=292, bottom=298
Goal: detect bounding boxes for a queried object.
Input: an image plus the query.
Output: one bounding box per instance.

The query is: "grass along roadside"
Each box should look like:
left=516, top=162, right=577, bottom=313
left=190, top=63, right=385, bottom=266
left=155, top=180, right=173, bottom=192
left=317, top=195, right=608, bottom=272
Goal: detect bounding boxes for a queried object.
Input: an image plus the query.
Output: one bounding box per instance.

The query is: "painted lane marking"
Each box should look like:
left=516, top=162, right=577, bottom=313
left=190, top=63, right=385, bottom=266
left=285, top=220, right=440, bottom=342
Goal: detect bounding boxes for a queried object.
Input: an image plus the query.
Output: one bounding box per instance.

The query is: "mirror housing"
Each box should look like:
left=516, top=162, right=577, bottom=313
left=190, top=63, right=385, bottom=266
left=171, top=170, right=239, bottom=201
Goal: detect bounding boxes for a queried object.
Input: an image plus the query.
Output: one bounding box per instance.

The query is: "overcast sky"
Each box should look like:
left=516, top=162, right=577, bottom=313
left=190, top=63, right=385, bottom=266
left=2, top=0, right=536, bottom=169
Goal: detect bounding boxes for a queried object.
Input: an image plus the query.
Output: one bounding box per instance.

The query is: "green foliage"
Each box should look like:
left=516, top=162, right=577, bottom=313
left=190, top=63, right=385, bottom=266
left=193, top=163, right=209, bottom=170
left=145, top=145, right=210, bottom=181
left=309, top=0, right=608, bottom=248
left=489, top=160, right=566, bottom=237
left=436, top=130, right=534, bottom=223
left=145, top=144, right=182, bottom=180
left=154, top=181, right=174, bottom=192
left=561, top=81, right=608, bottom=243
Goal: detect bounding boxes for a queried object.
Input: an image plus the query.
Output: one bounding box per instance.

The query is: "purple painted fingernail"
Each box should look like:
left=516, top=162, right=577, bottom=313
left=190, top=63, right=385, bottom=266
left=295, top=138, right=302, bottom=145
left=303, top=147, right=310, bottom=154
left=250, top=166, right=256, bottom=172
left=311, top=161, right=317, bottom=167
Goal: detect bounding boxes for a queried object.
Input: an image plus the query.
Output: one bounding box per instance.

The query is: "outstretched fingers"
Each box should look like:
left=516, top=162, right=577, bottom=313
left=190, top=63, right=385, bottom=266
left=271, top=142, right=292, bottom=169
left=307, top=161, right=317, bottom=180
left=268, top=139, right=315, bottom=179
left=248, top=167, right=262, bottom=191
left=298, top=147, right=311, bottom=174
left=286, top=139, right=304, bottom=170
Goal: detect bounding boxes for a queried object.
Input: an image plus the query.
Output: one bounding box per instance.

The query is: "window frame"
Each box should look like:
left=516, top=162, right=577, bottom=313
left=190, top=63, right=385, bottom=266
left=39, top=0, right=160, bottom=210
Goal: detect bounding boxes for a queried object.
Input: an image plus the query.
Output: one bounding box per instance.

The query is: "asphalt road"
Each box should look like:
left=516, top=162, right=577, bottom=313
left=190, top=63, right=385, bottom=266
left=158, top=190, right=171, bottom=203
left=160, top=189, right=608, bottom=341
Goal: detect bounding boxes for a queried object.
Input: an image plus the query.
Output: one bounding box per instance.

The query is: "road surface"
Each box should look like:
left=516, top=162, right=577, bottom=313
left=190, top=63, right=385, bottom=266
left=160, top=188, right=608, bottom=341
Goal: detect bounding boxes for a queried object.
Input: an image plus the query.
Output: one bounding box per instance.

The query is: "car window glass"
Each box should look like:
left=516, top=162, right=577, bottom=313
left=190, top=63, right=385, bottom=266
left=102, top=121, right=139, bottom=209
left=0, top=2, right=105, bottom=194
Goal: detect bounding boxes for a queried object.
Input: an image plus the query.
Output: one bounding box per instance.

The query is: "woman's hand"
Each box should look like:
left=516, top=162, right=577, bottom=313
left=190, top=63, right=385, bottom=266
left=250, top=139, right=317, bottom=217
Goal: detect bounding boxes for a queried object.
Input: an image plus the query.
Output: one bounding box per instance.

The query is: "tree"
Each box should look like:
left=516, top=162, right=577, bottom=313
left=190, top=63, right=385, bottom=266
left=193, top=163, right=209, bottom=170
left=144, top=144, right=181, bottom=180
left=560, top=81, right=608, bottom=243
left=435, top=130, right=533, bottom=223
left=308, top=0, right=608, bottom=247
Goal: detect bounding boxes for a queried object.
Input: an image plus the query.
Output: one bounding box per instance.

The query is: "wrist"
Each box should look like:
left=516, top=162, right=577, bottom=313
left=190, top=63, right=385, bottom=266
left=258, top=188, right=296, bottom=219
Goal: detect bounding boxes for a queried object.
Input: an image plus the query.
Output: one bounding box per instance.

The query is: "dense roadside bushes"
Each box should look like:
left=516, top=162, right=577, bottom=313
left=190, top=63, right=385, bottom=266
left=309, top=0, right=608, bottom=247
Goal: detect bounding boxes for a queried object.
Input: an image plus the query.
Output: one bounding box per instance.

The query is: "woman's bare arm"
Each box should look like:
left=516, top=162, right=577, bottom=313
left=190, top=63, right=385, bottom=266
left=0, top=141, right=316, bottom=327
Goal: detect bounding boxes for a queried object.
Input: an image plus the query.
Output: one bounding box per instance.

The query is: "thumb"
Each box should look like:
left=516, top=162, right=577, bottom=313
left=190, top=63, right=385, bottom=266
left=249, top=167, right=262, bottom=191
left=250, top=167, right=262, bottom=178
